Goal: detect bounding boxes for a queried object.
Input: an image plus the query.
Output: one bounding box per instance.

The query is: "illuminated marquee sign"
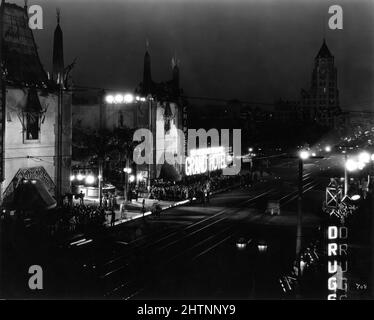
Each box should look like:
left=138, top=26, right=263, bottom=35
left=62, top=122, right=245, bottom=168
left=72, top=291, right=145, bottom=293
left=185, top=147, right=227, bottom=176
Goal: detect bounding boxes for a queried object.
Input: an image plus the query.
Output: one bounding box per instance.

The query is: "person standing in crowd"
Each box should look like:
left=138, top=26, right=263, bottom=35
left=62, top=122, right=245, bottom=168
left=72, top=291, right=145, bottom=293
left=79, top=190, right=85, bottom=205
left=142, top=198, right=146, bottom=218
left=135, top=188, right=139, bottom=202
left=110, top=209, right=116, bottom=227
left=362, top=178, right=369, bottom=199
left=128, top=189, right=133, bottom=203
left=67, top=193, right=73, bottom=207
left=202, top=186, right=206, bottom=205
left=109, top=194, right=113, bottom=209
left=113, top=195, right=117, bottom=209
left=103, top=194, right=108, bottom=209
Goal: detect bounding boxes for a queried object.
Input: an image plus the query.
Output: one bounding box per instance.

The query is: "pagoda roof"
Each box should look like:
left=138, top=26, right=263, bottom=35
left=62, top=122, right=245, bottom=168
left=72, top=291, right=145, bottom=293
left=1, top=2, right=49, bottom=86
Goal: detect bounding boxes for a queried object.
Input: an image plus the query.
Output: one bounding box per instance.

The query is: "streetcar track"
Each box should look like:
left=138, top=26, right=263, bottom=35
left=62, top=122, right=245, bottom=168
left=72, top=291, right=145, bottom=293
left=104, top=177, right=319, bottom=298
left=101, top=173, right=313, bottom=271
left=101, top=176, right=315, bottom=280
left=120, top=179, right=321, bottom=299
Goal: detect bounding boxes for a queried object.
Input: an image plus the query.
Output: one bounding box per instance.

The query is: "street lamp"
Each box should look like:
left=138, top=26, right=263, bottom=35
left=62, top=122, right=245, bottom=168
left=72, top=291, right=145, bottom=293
left=344, top=154, right=368, bottom=196
left=299, top=150, right=310, bottom=160
left=85, top=175, right=95, bottom=185
left=105, top=95, right=114, bottom=104
left=358, top=151, right=371, bottom=164
left=357, top=161, right=366, bottom=170
left=114, top=94, right=124, bottom=104
left=104, top=93, right=135, bottom=104
left=296, top=150, right=309, bottom=272
left=325, top=145, right=332, bottom=153
left=345, top=159, right=358, bottom=173
left=124, top=93, right=134, bottom=104
left=123, top=167, right=132, bottom=201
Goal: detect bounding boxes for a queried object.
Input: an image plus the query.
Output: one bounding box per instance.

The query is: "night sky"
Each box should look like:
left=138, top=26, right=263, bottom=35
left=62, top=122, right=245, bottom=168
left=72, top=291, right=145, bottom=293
left=21, top=0, right=374, bottom=110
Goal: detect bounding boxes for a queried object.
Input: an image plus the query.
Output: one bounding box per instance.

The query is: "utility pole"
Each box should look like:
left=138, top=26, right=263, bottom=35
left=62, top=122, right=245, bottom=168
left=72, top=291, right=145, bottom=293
left=98, top=90, right=105, bottom=207
left=148, top=96, right=152, bottom=189
left=344, top=153, right=348, bottom=196
left=0, top=1, right=4, bottom=206
left=0, top=0, right=4, bottom=300
left=372, top=181, right=374, bottom=300
left=296, top=158, right=303, bottom=259
left=56, top=83, right=63, bottom=206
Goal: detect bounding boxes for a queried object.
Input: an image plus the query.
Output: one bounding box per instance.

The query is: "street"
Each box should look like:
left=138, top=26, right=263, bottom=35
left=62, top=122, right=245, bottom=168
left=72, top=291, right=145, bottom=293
left=10, top=156, right=330, bottom=300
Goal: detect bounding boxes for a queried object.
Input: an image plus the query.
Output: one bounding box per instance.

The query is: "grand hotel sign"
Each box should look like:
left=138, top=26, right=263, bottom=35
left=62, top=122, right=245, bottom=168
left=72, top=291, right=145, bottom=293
left=185, top=147, right=227, bottom=176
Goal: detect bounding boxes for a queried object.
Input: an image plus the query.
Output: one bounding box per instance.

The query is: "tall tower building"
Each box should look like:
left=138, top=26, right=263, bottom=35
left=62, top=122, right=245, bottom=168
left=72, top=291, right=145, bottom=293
left=306, top=39, right=340, bottom=126
left=53, top=9, right=64, bottom=85
left=142, top=41, right=153, bottom=95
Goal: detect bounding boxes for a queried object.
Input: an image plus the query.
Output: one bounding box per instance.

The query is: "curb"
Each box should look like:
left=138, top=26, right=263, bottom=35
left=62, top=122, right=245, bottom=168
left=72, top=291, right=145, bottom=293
left=107, top=184, right=242, bottom=228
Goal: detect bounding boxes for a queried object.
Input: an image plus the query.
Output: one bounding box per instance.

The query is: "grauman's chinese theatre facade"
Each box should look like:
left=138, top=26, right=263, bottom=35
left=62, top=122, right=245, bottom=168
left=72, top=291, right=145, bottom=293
left=72, top=47, right=188, bottom=187
left=135, top=48, right=188, bottom=183
left=0, top=2, right=72, bottom=208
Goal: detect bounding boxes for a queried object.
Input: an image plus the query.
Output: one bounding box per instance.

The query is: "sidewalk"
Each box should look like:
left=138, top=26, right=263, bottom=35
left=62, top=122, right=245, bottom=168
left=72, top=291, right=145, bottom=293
left=106, top=197, right=191, bottom=227
left=73, top=182, right=243, bottom=229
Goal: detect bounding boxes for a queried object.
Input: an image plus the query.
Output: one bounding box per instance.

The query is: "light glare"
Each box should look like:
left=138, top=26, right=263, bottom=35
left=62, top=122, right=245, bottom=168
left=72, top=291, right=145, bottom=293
left=299, top=150, right=310, bottom=160
left=345, top=159, right=358, bottom=172
left=105, top=95, right=114, bottom=104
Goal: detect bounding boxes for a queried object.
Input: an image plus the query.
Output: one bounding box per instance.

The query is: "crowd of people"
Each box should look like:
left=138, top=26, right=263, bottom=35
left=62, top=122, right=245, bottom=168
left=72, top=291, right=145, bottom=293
left=42, top=172, right=248, bottom=236
left=47, top=203, right=107, bottom=236
left=149, top=173, right=242, bottom=202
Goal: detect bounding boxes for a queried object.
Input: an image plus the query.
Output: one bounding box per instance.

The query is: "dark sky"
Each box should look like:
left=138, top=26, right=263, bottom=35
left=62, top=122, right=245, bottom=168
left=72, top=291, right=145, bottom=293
left=23, top=0, right=374, bottom=110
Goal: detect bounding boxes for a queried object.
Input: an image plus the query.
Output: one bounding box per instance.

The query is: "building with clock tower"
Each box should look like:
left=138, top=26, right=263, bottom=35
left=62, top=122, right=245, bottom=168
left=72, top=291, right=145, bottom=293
left=302, top=39, right=341, bottom=127
left=275, top=39, right=341, bottom=128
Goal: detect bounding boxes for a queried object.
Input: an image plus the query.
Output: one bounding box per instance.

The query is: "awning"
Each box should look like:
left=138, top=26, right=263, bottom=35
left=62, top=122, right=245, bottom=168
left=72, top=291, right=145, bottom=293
left=11, top=179, right=57, bottom=211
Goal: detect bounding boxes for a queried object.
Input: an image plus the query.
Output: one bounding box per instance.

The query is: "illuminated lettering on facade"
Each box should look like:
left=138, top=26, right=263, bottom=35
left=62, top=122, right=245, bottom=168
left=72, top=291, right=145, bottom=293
left=185, top=147, right=227, bottom=176
left=327, top=226, right=348, bottom=300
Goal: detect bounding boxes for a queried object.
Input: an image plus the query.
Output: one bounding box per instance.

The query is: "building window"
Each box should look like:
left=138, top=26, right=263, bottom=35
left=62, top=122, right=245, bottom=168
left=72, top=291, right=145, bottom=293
left=24, top=113, right=40, bottom=141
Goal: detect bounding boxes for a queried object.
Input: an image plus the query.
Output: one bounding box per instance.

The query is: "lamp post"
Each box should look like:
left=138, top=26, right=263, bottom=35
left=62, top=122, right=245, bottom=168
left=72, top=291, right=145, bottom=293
left=56, top=83, right=63, bottom=206
left=344, top=157, right=359, bottom=197
left=103, top=92, right=136, bottom=204
left=123, top=166, right=132, bottom=202
left=344, top=153, right=348, bottom=196
left=294, top=150, right=311, bottom=298
left=98, top=160, right=103, bottom=206
left=296, top=151, right=309, bottom=259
